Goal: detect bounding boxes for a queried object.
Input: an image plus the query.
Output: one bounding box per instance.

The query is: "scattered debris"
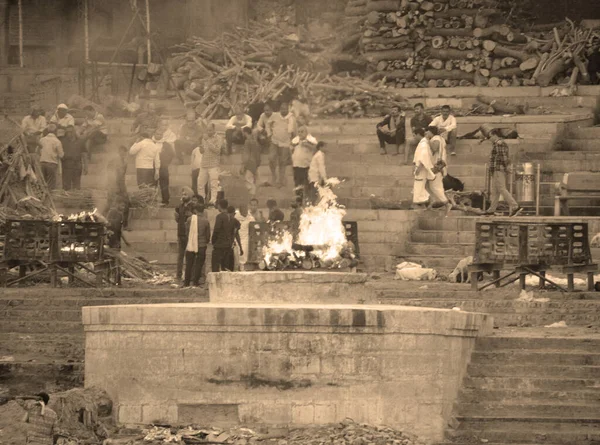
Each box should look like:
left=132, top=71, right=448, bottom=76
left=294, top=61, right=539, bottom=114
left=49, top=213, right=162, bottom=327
left=545, top=320, right=568, bottom=328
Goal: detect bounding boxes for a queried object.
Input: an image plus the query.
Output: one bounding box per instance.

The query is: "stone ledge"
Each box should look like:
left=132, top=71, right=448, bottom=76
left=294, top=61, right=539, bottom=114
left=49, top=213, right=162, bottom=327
left=82, top=302, right=493, bottom=337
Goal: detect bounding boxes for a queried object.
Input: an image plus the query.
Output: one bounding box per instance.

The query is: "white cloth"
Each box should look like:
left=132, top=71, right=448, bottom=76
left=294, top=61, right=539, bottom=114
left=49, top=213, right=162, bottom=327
left=186, top=214, right=198, bottom=252
left=155, top=128, right=177, bottom=144
left=50, top=113, right=75, bottom=138
left=198, top=167, right=220, bottom=204
left=190, top=147, right=203, bottom=170
left=129, top=138, right=161, bottom=169
left=270, top=112, right=297, bottom=147
left=413, top=178, right=429, bottom=204
left=427, top=174, right=448, bottom=204
left=21, top=115, right=47, bottom=134
left=430, top=135, right=448, bottom=176
left=235, top=210, right=254, bottom=265
left=430, top=114, right=457, bottom=134
left=39, top=133, right=64, bottom=164
left=395, top=261, right=437, bottom=281
left=291, top=134, right=317, bottom=168
left=225, top=114, right=252, bottom=130
left=308, top=150, right=327, bottom=183
left=413, top=137, right=435, bottom=181
left=83, top=112, right=107, bottom=135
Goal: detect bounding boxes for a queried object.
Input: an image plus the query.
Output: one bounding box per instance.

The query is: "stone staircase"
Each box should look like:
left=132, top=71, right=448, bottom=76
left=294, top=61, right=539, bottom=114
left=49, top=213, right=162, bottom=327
left=524, top=125, right=600, bottom=215
left=76, top=107, right=594, bottom=270
left=0, top=288, right=207, bottom=397
left=405, top=212, right=600, bottom=274
left=440, top=332, right=600, bottom=445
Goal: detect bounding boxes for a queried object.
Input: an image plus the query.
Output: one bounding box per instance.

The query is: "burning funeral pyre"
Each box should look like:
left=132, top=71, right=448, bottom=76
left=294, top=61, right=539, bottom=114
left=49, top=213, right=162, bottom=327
left=259, top=179, right=359, bottom=271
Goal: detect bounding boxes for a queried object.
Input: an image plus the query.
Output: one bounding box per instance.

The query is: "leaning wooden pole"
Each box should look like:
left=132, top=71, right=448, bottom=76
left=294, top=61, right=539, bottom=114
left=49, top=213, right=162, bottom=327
left=18, top=0, right=23, bottom=67
left=84, top=0, right=90, bottom=63
left=145, top=0, right=151, bottom=64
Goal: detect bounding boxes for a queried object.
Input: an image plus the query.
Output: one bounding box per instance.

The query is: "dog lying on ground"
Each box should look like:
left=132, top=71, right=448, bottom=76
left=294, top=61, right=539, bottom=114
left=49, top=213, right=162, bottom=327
left=448, top=256, right=474, bottom=283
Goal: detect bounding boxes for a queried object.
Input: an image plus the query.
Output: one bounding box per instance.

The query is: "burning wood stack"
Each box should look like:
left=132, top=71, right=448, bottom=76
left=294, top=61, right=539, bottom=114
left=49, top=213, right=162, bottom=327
left=259, top=181, right=359, bottom=272
left=361, top=0, right=599, bottom=88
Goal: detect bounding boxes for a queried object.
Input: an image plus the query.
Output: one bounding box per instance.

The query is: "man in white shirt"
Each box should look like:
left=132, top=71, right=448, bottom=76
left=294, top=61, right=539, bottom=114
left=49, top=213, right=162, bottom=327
left=129, top=131, right=161, bottom=187
left=49, top=104, right=75, bottom=139
left=190, top=140, right=203, bottom=196
left=39, top=124, right=64, bottom=190
left=430, top=105, right=458, bottom=156
left=21, top=106, right=47, bottom=154
left=225, top=106, right=252, bottom=155
left=81, top=105, right=108, bottom=153
left=267, top=102, right=297, bottom=187
left=308, top=141, right=327, bottom=204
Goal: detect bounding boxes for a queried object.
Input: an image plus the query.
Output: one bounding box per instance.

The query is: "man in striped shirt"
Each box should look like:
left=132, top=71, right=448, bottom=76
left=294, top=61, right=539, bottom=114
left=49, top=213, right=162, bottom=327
left=485, top=129, right=522, bottom=217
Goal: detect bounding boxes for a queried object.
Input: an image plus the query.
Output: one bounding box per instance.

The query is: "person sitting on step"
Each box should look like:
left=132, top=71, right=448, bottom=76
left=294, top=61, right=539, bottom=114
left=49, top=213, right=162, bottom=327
left=376, top=105, right=406, bottom=156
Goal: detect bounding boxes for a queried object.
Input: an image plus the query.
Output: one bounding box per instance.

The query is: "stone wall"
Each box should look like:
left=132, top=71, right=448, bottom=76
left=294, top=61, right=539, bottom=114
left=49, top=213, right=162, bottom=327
left=83, top=303, right=493, bottom=442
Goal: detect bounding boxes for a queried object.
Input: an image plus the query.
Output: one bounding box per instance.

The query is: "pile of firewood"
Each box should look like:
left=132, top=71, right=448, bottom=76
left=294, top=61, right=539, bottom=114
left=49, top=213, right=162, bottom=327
left=167, top=21, right=409, bottom=118
left=360, top=0, right=599, bottom=88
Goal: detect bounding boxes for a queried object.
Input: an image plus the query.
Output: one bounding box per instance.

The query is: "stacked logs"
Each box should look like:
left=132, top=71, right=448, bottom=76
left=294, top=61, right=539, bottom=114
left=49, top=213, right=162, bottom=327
left=360, top=0, right=599, bottom=88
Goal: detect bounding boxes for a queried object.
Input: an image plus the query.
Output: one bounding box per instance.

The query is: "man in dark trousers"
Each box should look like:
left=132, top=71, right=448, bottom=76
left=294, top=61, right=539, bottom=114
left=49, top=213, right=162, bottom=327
left=184, top=203, right=211, bottom=287
left=376, top=105, right=406, bottom=156
left=174, top=186, right=195, bottom=281
left=211, top=199, right=236, bottom=272
left=61, top=125, right=88, bottom=190
left=154, top=128, right=175, bottom=206
left=226, top=205, right=243, bottom=271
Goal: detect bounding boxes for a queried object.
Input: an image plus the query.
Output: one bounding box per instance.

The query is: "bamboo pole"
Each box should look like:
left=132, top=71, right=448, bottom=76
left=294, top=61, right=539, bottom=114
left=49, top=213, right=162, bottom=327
left=84, top=0, right=89, bottom=63
left=145, top=0, right=151, bottom=64
left=18, top=0, right=23, bottom=67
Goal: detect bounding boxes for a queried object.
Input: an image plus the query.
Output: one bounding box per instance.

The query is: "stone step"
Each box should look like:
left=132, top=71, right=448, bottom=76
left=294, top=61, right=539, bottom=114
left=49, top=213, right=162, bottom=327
left=387, top=299, right=600, bottom=327
left=457, top=402, right=600, bottom=418
left=567, top=125, right=600, bottom=139
left=410, top=230, right=476, bottom=244
left=467, top=364, right=600, bottom=379
left=0, top=333, right=83, bottom=359
left=458, top=387, right=600, bottom=404
left=475, top=337, right=600, bottom=353
left=470, top=351, right=600, bottom=366
left=559, top=139, right=600, bottom=152
left=401, top=255, right=461, bottom=270
left=417, top=216, right=477, bottom=231
left=0, top=360, right=84, bottom=397
left=405, top=242, right=472, bottom=256
left=464, top=376, right=600, bottom=392
left=0, top=320, right=83, bottom=334
left=525, top=150, right=600, bottom=161
left=1, top=309, right=82, bottom=322
left=446, top=419, right=600, bottom=445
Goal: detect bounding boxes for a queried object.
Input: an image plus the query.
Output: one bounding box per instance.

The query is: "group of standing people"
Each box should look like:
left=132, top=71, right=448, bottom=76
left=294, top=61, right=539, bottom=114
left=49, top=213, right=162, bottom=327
left=174, top=190, right=288, bottom=286
left=21, top=103, right=107, bottom=190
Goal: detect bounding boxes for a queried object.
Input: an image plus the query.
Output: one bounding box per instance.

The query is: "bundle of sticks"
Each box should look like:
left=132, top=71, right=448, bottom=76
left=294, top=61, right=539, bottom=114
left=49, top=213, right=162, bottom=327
left=360, top=0, right=599, bottom=89
left=168, top=21, right=409, bottom=118
left=129, top=185, right=160, bottom=209
left=104, top=248, right=174, bottom=285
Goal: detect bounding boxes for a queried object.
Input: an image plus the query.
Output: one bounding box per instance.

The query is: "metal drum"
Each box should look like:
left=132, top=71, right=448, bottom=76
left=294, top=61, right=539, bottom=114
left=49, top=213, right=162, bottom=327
left=515, top=162, right=535, bottom=203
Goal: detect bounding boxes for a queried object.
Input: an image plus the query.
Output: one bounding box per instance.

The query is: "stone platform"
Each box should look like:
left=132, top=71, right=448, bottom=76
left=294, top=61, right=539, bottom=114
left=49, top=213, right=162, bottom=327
left=208, top=271, right=375, bottom=304
left=83, top=298, right=492, bottom=442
